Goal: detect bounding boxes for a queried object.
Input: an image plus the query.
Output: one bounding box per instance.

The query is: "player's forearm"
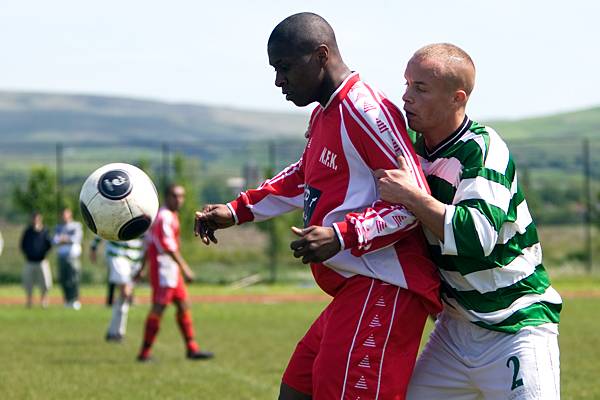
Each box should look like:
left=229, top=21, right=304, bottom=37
left=138, top=251, right=147, bottom=271
left=227, top=160, right=305, bottom=225
left=333, top=198, right=421, bottom=254
left=403, top=188, right=446, bottom=241
left=137, top=261, right=146, bottom=273
left=166, top=250, right=189, bottom=271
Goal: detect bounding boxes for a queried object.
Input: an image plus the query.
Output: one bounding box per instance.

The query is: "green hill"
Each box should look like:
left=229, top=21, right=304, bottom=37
left=0, top=91, right=308, bottom=144
left=485, top=107, right=600, bottom=140
left=1, top=91, right=600, bottom=145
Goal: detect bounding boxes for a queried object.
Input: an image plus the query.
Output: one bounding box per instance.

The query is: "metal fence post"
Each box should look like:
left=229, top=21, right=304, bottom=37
left=584, top=137, right=593, bottom=273
left=161, top=142, right=170, bottom=196
left=268, top=140, right=278, bottom=283
left=56, top=142, right=64, bottom=216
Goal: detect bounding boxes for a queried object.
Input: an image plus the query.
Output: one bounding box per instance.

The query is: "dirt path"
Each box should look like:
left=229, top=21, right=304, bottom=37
left=548, top=290, right=600, bottom=298
left=0, top=293, right=331, bottom=306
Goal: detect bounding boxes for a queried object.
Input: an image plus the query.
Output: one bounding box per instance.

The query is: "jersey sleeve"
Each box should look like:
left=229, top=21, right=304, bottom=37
left=74, top=223, right=83, bottom=244
left=43, top=229, right=52, bottom=253
left=19, top=230, right=27, bottom=253
left=439, top=145, right=517, bottom=261
left=90, top=236, right=102, bottom=251
left=155, top=211, right=178, bottom=253
left=333, top=88, right=430, bottom=255
left=52, top=226, right=62, bottom=245
left=227, top=157, right=305, bottom=225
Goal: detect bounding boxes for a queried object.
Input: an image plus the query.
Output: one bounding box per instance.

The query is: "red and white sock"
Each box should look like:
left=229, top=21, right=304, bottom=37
left=139, top=311, right=161, bottom=358
left=176, top=310, right=199, bottom=353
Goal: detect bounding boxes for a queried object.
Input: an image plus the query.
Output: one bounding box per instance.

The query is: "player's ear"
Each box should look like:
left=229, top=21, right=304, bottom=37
left=315, top=45, right=329, bottom=67
left=453, top=90, right=468, bottom=106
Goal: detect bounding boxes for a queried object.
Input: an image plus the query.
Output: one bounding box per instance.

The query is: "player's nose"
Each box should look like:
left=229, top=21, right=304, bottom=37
left=274, top=71, right=286, bottom=87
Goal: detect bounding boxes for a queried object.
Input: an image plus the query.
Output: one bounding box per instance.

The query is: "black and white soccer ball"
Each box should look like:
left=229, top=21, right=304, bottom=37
left=79, top=163, right=159, bottom=241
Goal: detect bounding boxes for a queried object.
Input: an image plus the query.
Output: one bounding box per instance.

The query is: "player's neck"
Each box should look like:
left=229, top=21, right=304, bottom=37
left=318, top=63, right=351, bottom=107
left=423, top=113, right=467, bottom=150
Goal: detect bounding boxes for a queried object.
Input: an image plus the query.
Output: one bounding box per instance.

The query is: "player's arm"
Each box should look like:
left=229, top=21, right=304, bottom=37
left=89, top=236, right=102, bottom=264
left=195, top=157, right=305, bottom=245
left=20, top=230, right=27, bottom=254
left=332, top=95, right=429, bottom=256
left=165, top=250, right=194, bottom=282
left=156, top=214, right=195, bottom=281
left=52, top=227, right=65, bottom=245
left=194, top=204, right=235, bottom=245
left=291, top=97, right=427, bottom=262
left=289, top=225, right=341, bottom=264
left=44, top=229, right=53, bottom=252
left=376, top=156, right=445, bottom=240
left=379, top=155, right=515, bottom=264
left=72, top=223, right=83, bottom=245
left=133, top=247, right=148, bottom=282
left=437, top=164, right=514, bottom=260
left=227, top=158, right=305, bottom=223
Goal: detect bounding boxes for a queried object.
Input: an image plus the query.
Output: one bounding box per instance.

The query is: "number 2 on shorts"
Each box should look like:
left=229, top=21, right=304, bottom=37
left=506, top=356, right=525, bottom=390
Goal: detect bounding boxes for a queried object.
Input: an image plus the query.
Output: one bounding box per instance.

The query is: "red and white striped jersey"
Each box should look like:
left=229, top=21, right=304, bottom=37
left=147, top=207, right=180, bottom=287
left=228, top=73, right=441, bottom=312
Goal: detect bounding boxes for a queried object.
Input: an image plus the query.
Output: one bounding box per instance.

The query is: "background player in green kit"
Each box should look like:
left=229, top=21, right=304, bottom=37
left=375, top=43, right=562, bottom=399
left=90, top=236, right=145, bottom=342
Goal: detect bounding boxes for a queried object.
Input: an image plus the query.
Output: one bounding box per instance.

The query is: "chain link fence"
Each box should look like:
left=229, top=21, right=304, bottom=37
left=1, top=136, right=599, bottom=284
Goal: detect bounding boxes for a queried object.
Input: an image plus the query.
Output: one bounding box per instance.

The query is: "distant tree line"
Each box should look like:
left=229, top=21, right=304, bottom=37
left=7, top=151, right=600, bottom=229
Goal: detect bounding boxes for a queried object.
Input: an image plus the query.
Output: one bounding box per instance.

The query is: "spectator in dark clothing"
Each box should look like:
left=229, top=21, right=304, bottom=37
left=20, top=212, right=53, bottom=308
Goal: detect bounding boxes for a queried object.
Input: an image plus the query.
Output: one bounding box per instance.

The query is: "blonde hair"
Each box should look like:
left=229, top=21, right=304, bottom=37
left=413, top=43, right=476, bottom=95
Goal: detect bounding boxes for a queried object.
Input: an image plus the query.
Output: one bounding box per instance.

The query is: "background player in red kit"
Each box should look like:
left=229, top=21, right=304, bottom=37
left=195, top=13, right=440, bottom=400
left=137, top=183, right=213, bottom=362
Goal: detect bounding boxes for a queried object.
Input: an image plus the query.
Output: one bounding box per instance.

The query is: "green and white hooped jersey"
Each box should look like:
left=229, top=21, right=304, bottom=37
left=91, top=236, right=145, bottom=265
left=414, top=117, right=562, bottom=334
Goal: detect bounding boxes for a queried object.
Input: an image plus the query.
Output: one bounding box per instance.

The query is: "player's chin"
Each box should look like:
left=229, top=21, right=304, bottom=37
left=288, top=96, right=311, bottom=107
left=406, top=117, right=421, bottom=132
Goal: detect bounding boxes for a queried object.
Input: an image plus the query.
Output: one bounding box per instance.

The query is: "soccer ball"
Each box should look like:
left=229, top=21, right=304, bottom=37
left=79, top=163, right=159, bottom=241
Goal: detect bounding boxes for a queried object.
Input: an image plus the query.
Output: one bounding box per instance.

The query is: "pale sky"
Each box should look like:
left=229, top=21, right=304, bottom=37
left=1, top=0, right=598, bottom=120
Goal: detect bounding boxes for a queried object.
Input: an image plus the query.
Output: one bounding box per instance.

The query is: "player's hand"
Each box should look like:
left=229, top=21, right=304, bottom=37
left=133, top=268, right=145, bottom=282
left=375, top=155, right=418, bottom=205
left=183, top=266, right=195, bottom=283
left=290, top=226, right=341, bottom=264
left=194, top=204, right=235, bottom=245
left=89, top=249, right=97, bottom=264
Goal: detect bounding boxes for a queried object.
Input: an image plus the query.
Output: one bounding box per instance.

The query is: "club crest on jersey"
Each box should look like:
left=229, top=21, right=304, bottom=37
left=319, top=147, right=338, bottom=171
left=303, top=185, right=322, bottom=227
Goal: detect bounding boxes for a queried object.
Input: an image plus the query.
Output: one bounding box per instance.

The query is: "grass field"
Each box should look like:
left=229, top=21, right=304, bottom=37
left=0, top=278, right=599, bottom=399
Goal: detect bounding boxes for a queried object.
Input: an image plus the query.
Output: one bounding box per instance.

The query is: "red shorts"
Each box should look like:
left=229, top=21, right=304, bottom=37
left=151, top=276, right=188, bottom=305
left=282, top=275, right=428, bottom=400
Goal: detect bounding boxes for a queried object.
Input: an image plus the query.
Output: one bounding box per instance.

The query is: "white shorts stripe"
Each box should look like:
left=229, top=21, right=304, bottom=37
left=340, top=279, right=375, bottom=400
left=375, top=286, right=401, bottom=399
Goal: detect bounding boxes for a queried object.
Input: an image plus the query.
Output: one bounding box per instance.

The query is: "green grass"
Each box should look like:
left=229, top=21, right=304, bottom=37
left=0, top=278, right=599, bottom=399
left=0, top=286, right=325, bottom=400
left=559, top=297, right=600, bottom=399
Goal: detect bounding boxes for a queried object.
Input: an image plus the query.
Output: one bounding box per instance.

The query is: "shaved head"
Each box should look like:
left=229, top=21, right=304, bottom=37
left=412, top=43, right=476, bottom=96
left=268, top=12, right=340, bottom=57
left=267, top=12, right=350, bottom=107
